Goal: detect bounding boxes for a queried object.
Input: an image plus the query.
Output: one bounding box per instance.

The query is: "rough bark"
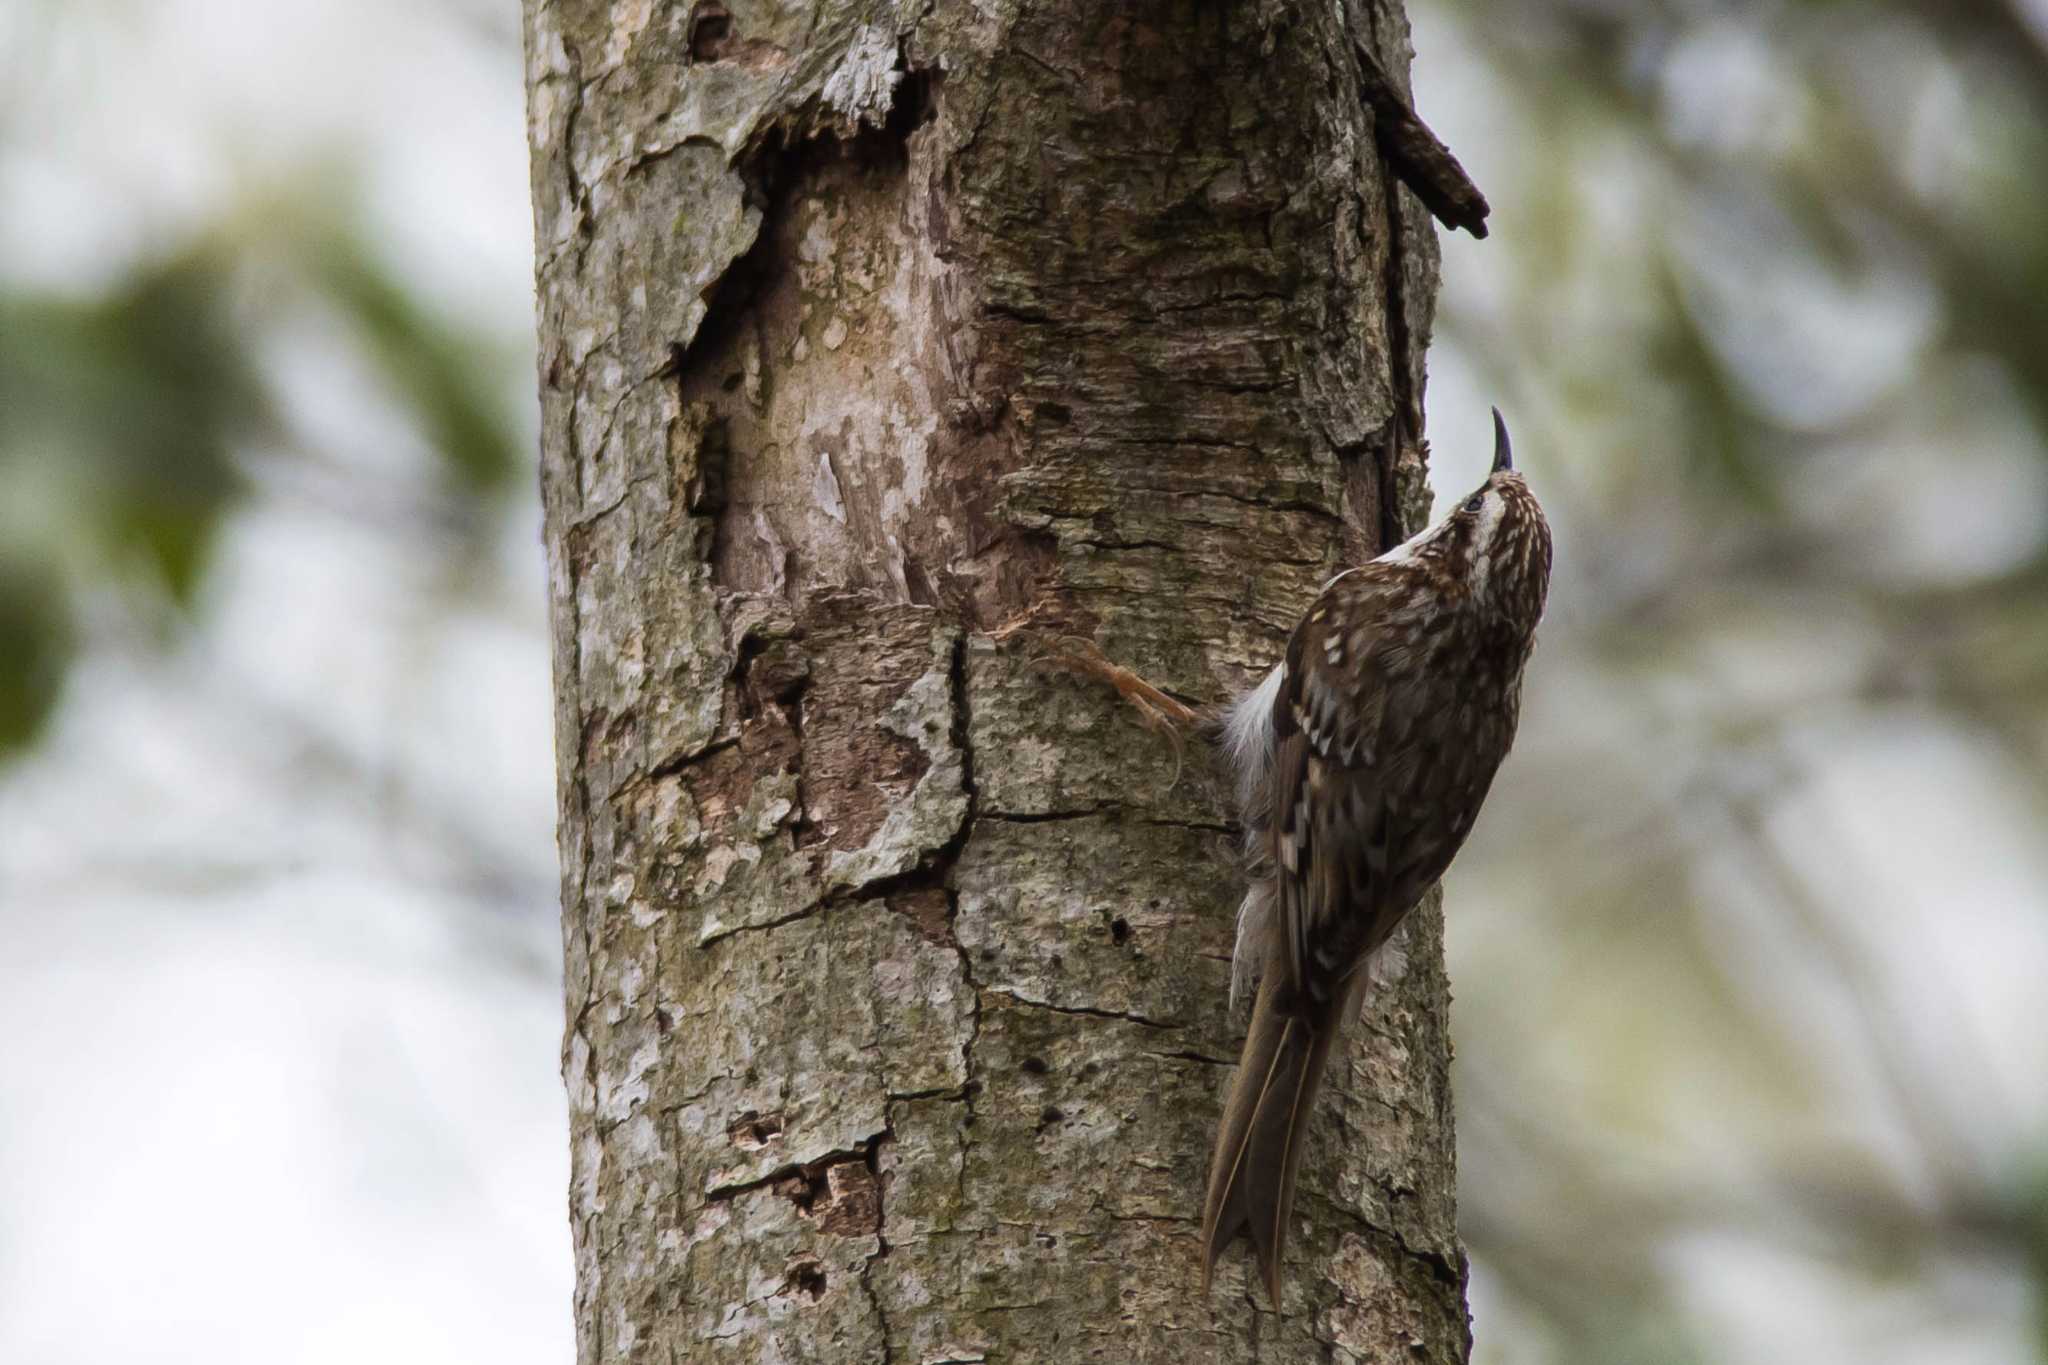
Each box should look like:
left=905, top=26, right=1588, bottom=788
left=522, top=0, right=1468, bottom=1360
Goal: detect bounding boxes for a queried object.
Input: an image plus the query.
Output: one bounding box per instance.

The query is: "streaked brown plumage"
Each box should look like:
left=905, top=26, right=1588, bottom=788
left=1203, top=409, right=1551, bottom=1306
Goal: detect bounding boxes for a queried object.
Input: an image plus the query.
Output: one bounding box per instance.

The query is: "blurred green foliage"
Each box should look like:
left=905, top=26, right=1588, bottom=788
left=0, top=215, right=522, bottom=751
left=1439, top=2, right=2048, bottom=1360
left=0, top=248, right=252, bottom=745
left=304, top=230, right=523, bottom=495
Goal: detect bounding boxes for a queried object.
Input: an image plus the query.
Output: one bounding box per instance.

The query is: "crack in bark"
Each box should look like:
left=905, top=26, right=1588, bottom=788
left=631, top=734, right=742, bottom=792
left=1143, top=1048, right=1237, bottom=1067
left=933, top=629, right=987, bottom=1265
left=693, top=897, right=827, bottom=949
left=1182, top=488, right=1350, bottom=522
left=703, top=1137, right=883, bottom=1204
left=1374, top=247, right=1416, bottom=556
left=539, top=29, right=596, bottom=280
left=858, top=1139, right=899, bottom=1365
left=977, top=806, right=1118, bottom=824
left=886, top=1084, right=972, bottom=1103
left=977, top=806, right=1234, bottom=836
left=1318, top=1193, right=1469, bottom=1293
left=984, top=989, right=1183, bottom=1032
left=1069, top=535, right=1183, bottom=554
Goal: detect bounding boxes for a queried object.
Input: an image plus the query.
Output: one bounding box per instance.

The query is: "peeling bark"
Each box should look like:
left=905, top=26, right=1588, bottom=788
left=524, top=0, right=1470, bottom=1359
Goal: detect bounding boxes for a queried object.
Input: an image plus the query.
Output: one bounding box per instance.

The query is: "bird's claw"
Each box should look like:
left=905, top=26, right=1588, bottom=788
left=1031, top=635, right=1199, bottom=785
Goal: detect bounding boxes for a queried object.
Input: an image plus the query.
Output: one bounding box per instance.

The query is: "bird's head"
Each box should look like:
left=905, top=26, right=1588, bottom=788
left=1381, top=408, right=1552, bottom=632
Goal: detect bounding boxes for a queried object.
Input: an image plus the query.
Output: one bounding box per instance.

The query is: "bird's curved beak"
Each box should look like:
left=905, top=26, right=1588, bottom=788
left=1490, top=406, right=1513, bottom=474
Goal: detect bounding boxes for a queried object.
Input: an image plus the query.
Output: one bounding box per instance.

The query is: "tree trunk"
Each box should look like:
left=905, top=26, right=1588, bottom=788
left=522, top=0, right=1470, bottom=1359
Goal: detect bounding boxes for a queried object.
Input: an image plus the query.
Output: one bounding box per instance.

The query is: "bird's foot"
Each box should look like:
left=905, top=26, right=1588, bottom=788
left=1034, top=636, right=1203, bottom=772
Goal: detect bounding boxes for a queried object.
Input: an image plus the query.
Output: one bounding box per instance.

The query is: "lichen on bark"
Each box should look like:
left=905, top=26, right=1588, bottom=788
left=524, top=0, right=1473, bottom=1359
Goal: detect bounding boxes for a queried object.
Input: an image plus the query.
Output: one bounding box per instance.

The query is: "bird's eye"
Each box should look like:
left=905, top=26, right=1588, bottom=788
left=1463, top=493, right=1485, bottom=514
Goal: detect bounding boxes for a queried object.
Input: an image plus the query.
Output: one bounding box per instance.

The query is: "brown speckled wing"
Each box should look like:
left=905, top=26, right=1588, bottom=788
left=1267, top=571, right=1407, bottom=1009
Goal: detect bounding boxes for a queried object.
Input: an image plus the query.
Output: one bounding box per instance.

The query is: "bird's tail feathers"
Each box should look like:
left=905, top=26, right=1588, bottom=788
left=1200, top=972, right=1346, bottom=1306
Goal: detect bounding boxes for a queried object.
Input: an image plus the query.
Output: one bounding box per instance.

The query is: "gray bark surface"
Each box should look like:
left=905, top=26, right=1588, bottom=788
left=522, top=0, right=1469, bottom=1358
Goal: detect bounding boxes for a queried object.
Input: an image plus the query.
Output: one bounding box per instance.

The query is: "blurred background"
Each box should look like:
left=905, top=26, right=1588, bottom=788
left=2, top=1, right=2043, bottom=1362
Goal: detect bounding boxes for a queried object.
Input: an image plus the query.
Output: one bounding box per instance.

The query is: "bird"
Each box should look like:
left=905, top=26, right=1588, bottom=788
left=1201, top=407, right=1551, bottom=1306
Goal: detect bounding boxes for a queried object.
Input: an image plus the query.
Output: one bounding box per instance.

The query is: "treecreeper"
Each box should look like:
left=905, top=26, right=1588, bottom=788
left=1068, top=409, right=1551, bottom=1307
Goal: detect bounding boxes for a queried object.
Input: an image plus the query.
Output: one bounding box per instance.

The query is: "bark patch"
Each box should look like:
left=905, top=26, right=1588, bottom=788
left=799, top=599, right=968, bottom=890
left=672, top=68, right=1053, bottom=631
